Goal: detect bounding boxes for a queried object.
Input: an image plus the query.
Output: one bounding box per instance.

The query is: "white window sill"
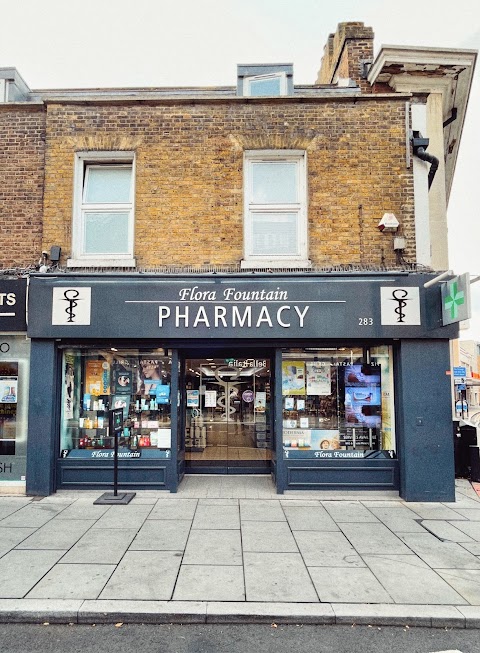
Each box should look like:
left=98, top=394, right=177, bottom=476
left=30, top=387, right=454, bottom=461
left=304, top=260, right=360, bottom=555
left=240, top=259, right=312, bottom=269
left=67, top=258, right=136, bottom=269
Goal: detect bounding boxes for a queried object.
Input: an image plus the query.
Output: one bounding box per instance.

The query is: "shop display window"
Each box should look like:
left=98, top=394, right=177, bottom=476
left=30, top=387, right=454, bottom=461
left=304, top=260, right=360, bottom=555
left=0, top=361, right=20, bottom=456
left=282, top=346, right=396, bottom=460
left=60, top=348, right=171, bottom=458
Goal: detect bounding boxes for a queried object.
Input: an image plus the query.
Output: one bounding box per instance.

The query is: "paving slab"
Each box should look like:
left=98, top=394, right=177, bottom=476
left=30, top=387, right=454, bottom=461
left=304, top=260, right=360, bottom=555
left=91, top=504, right=153, bottom=529
left=436, top=569, right=480, bottom=605
left=100, top=551, right=182, bottom=600
left=279, top=500, right=320, bottom=507
left=363, top=554, right=468, bottom=605
left=192, top=504, right=240, bottom=530
left=79, top=599, right=207, bottom=624
left=206, top=601, right=335, bottom=624
left=183, top=529, right=242, bottom=565
left=445, top=495, right=480, bottom=509
left=406, top=504, right=468, bottom=521
left=322, top=501, right=380, bottom=523
left=332, top=603, right=466, bottom=628
left=241, top=521, right=298, bottom=553
left=0, top=503, right=71, bottom=528
left=0, top=501, right=32, bottom=521
left=53, top=500, right=111, bottom=520
left=459, top=541, right=480, bottom=555
left=148, top=499, right=198, bottom=520
left=198, top=499, right=239, bottom=506
left=0, top=527, right=36, bottom=558
left=239, top=500, right=285, bottom=521
left=0, top=550, right=65, bottom=598
left=450, top=509, right=480, bottom=521
left=282, top=506, right=339, bottom=531
left=446, top=520, right=480, bottom=541
left=308, top=567, right=394, bottom=603
left=420, top=520, right=475, bottom=542
left=26, top=563, right=116, bottom=599
left=244, top=552, right=318, bottom=602
left=15, top=519, right=96, bottom=550
left=173, top=565, right=245, bottom=601
left=401, top=533, right=480, bottom=569
left=0, top=599, right=83, bottom=624
left=456, top=605, right=480, bottom=628
left=339, top=522, right=412, bottom=554
left=294, top=531, right=365, bottom=567
left=61, top=528, right=137, bottom=564
left=130, top=519, right=191, bottom=551
left=368, top=506, right=426, bottom=533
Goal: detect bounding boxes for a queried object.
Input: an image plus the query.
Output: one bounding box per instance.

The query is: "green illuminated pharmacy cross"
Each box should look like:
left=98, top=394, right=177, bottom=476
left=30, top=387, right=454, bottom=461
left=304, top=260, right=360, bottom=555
left=444, top=281, right=465, bottom=320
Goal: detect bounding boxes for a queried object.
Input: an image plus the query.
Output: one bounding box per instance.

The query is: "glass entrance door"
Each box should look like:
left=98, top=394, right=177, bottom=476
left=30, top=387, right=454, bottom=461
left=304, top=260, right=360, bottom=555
left=184, top=357, right=271, bottom=473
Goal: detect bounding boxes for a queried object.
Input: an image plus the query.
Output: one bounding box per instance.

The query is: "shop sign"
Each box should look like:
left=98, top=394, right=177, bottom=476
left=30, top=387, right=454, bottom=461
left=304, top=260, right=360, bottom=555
left=284, top=449, right=364, bottom=459
left=441, top=274, right=471, bottom=325
left=28, top=274, right=458, bottom=340
left=61, top=449, right=172, bottom=459
left=0, top=279, right=27, bottom=331
left=62, top=449, right=142, bottom=459
left=227, top=358, right=267, bottom=368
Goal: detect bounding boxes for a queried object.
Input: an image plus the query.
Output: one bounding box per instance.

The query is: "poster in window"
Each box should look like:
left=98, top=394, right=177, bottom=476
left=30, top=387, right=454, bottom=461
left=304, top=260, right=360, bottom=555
left=204, top=390, right=217, bottom=408
left=112, top=394, right=130, bottom=419
left=282, top=361, right=305, bottom=395
left=310, top=429, right=341, bottom=450
left=86, top=360, right=110, bottom=396
left=254, top=391, right=266, bottom=412
left=343, top=364, right=381, bottom=429
left=0, top=377, right=17, bottom=403
left=113, top=367, right=133, bottom=394
left=306, top=362, right=331, bottom=396
left=138, top=359, right=163, bottom=395
left=155, top=384, right=170, bottom=404
left=64, top=352, right=75, bottom=419
left=187, top=390, right=200, bottom=407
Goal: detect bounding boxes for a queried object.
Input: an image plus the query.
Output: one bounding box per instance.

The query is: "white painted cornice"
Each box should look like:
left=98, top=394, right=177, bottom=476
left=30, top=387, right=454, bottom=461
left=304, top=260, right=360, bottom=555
left=368, top=45, right=477, bottom=203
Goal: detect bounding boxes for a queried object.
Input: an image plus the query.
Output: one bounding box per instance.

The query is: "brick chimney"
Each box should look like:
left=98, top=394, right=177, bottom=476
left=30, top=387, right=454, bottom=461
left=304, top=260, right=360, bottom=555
left=316, top=22, right=374, bottom=92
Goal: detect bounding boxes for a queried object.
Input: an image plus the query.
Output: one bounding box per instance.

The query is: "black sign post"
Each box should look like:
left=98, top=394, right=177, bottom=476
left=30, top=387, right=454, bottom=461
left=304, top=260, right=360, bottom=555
left=93, top=408, right=136, bottom=505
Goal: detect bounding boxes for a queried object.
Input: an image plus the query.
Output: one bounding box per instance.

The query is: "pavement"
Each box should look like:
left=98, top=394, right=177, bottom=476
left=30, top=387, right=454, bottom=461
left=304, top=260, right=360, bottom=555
left=1, top=477, right=480, bottom=628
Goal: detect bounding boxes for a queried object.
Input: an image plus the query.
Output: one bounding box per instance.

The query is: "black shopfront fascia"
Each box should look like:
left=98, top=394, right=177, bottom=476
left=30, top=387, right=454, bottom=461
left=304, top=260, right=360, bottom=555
left=26, top=272, right=458, bottom=500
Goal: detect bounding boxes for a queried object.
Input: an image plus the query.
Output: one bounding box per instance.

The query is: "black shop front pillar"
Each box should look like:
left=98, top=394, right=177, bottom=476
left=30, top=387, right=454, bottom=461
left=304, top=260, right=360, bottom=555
left=396, top=339, right=455, bottom=502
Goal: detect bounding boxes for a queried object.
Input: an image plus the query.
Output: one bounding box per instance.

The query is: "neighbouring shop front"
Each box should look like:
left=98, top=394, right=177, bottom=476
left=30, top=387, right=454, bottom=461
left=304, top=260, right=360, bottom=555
left=0, top=278, right=29, bottom=492
left=26, top=272, right=457, bottom=501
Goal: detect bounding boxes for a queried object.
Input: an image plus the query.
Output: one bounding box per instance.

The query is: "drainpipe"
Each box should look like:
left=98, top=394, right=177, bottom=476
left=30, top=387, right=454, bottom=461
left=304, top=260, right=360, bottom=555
left=412, top=134, right=439, bottom=189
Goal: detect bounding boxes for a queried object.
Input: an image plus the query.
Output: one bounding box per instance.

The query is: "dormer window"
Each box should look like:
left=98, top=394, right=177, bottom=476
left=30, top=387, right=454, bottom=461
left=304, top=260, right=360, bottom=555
left=244, top=72, right=287, bottom=97
left=237, top=64, right=293, bottom=97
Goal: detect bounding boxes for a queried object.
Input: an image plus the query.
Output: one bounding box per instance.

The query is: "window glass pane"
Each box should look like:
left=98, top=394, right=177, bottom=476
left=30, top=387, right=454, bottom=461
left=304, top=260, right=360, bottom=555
left=251, top=213, right=297, bottom=255
left=84, top=166, right=132, bottom=203
left=251, top=162, right=297, bottom=204
left=60, top=348, right=172, bottom=458
left=84, top=212, right=129, bottom=254
left=249, top=76, right=282, bottom=96
left=281, top=347, right=396, bottom=459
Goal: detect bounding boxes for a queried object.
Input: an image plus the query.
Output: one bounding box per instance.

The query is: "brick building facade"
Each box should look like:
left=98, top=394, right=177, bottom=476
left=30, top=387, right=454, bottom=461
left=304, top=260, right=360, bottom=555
left=0, top=23, right=477, bottom=499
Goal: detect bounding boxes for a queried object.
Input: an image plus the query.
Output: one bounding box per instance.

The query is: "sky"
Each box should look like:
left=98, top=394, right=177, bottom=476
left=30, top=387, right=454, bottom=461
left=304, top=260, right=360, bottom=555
left=1, top=0, right=479, bottom=340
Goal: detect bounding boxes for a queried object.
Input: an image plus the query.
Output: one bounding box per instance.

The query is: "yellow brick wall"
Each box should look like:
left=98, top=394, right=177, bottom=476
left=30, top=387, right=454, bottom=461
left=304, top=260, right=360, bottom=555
left=0, top=105, right=45, bottom=268
left=42, top=98, right=414, bottom=268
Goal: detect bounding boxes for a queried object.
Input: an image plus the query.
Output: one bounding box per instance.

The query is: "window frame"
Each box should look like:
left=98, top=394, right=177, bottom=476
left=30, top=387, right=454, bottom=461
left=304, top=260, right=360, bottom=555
left=243, top=72, right=288, bottom=97
left=242, top=150, right=309, bottom=268
left=69, top=151, right=136, bottom=268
